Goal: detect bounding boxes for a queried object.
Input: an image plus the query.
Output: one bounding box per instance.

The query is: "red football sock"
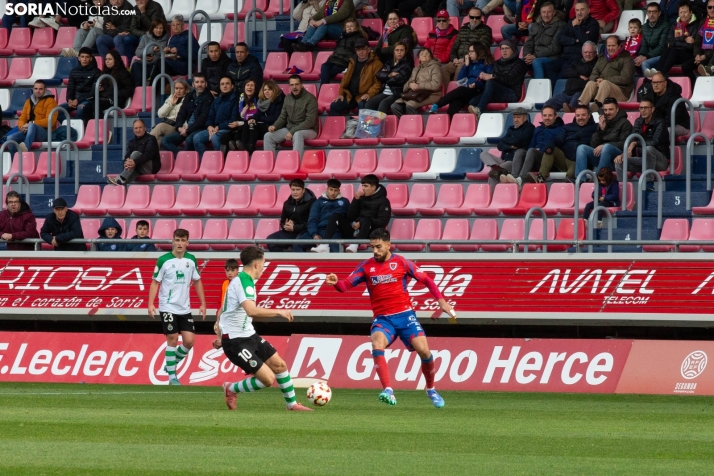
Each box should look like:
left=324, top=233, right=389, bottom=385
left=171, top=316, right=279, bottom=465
left=372, top=350, right=391, bottom=389
left=421, top=355, right=435, bottom=389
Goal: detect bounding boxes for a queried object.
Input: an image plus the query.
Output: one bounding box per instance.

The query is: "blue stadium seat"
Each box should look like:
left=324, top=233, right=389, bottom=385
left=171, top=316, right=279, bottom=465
left=440, top=148, right=484, bottom=180
left=3, top=88, right=32, bottom=118
left=553, top=79, right=567, bottom=97
left=486, top=114, right=514, bottom=144
left=45, top=57, right=77, bottom=87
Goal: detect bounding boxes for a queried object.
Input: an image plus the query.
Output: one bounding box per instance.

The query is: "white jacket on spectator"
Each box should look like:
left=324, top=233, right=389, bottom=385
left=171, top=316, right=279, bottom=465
left=157, top=96, right=183, bottom=122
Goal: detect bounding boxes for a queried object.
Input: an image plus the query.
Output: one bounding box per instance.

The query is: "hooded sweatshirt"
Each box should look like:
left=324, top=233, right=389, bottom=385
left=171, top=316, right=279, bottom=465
left=96, top=217, right=125, bottom=251
left=19, top=90, right=58, bottom=130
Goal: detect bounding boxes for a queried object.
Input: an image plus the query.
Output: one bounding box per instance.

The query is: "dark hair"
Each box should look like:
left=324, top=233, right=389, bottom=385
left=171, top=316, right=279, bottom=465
left=78, top=47, right=93, bottom=57
left=174, top=228, right=189, bottom=239
left=234, top=41, right=249, bottom=49
left=136, top=219, right=150, bottom=229
left=240, top=245, right=265, bottom=266
left=327, top=178, right=341, bottom=189
left=646, top=1, right=660, bottom=9
left=472, top=43, right=494, bottom=65
left=628, top=18, right=642, bottom=28
left=602, top=97, right=619, bottom=107
left=150, top=18, right=167, bottom=36
left=677, top=0, right=692, bottom=11
left=639, top=98, right=654, bottom=107
left=5, top=190, right=21, bottom=204
left=606, top=35, right=621, bottom=45
left=225, top=258, right=239, bottom=270
left=288, top=74, right=303, bottom=84
left=419, top=47, right=434, bottom=59
left=361, top=174, right=379, bottom=187
left=192, top=72, right=206, bottom=81
left=369, top=228, right=391, bottom=242
left=540, top=1, right=555, bottom=9
left=206, top=41, right=221, bottom=49
left=34, top=79, right=46, bottom=87
left=219, top=76, right=233, bottom=84
left=542, top=105, right=557, bottom=115
left=289, top=178, right=305, bottom=189
left=597, top=167, right=616, bottom=186
left=103, top=49, right=124, bottom=74
left=574, top=104, right=591, bottom=113
left=133, top=119, right=146, bottom=127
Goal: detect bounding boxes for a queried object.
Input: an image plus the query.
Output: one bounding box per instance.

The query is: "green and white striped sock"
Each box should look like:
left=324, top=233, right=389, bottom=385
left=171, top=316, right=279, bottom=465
left=175, top=344, right=189, bottom=364
left=165, top=346, right=177, bottom=378
left=231, top=377, right=267, bottom=394
left=275, top=371, right=297, bottom=408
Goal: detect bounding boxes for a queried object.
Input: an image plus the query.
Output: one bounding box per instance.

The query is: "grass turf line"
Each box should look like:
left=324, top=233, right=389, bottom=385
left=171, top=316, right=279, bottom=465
left=1, top=383, right=714, bottom=475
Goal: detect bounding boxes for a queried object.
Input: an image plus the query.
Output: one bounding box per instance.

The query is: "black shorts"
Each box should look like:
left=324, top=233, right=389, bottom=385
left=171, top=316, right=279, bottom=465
left=222, top=334, right=277, bottom=375
left=160, top=312, right=195, bottom=335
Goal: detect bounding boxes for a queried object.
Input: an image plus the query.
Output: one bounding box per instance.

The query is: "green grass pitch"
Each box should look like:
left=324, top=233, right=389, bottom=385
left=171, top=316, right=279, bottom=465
left=2, top=383, right=714, bottom=475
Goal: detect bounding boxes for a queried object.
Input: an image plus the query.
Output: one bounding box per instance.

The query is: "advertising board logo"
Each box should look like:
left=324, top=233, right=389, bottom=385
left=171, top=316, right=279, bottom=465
left=290, top=337, right=342, bottom=380
left=681, top=351, right=707, bottom=380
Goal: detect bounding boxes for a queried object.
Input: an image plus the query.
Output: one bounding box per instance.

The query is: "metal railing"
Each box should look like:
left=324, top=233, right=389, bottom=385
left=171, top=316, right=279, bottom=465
left=573, top=169, right=597, bottom=252
left=55, top=139, right=79, bottom=195
left=669, top=98, right=695, bottom=174
left=151, top=74, right=175, bottom=129
left=245, top=2, right=268, bottom=61
left=0, top=140, right=29, bottom=201
left=141, top=41, right=166, bottom=112
left=621, top=133, right=647, bottom=211
left=523, top=206, right=548, bottom=253
left=685, top=133, right=713, bottom=210
left=636, top=170, right=663, bottom=241
left=587, top=206, right=613, bottom=253
left=188, top=10, right=211, bottom=80
left=94, top=74, right=118, bottom=145
left=102, top=106, right=127, bottom=178
left=46, top=106, right=71, bottom=161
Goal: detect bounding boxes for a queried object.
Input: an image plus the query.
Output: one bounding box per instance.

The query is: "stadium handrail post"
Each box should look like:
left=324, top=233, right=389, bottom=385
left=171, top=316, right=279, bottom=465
left=94, top=74, right=118, bottom=145
left=187, top=11, right=211, bottom=80
left=0, top=140, right=29, bottom=201
left=54, top=140, right=79, bottom=195
left=46, top=106, right=71, bottom=167
left=587, top=206, right=613, bottom=253
left=670, top=98, right=695, bottom=175
left=150, top=75, right=175, bottom=129
left=524, top=206, right=548, bottom=254
left=621, top=133, right=647, bottom=212
left=574, top=169, right=597, bottom=253
left=102, top=106, right=127, bottom=177
left=636, top=170, right=663, bottom=241
left=686, top=133, right=712, bottom=210
left=142, top=41, right=166, bottom=112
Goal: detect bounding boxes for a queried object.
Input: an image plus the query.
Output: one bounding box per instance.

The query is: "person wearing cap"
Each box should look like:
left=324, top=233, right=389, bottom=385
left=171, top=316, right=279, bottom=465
left=445, top=7, right=493, bottom=81
left=108, top=120, right=161, bottom=186
left=577, top=35, right=635, bottom=110
left=329, top=38, right=384, bottom=115
left=482, top=108, right=535, bottom=190
left=467, top=39, right=527, bottom=119
left=521, top=2, right=565, bottom=79
left=424, top=11, right=458, bottom=71
left=40, top=198, right=85, bottom=252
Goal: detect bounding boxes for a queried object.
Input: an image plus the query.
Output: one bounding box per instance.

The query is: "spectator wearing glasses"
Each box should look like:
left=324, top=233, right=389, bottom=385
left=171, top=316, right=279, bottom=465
left=0, top=191, right=39, bottom=251
left=424, top=11, right=459, bottom=67
left=445, top=8, right=492, bottom=81
left=545, top=41, right=598, bottom=112
left=578, top=35, right=635, bottom=111
left=637, top=71, right=691, bottom=136
left=614, top=99, right=670, bottom=182
left=575, top=97, right=633, bottom=177
left=635, top=3, right=670, bottom=77
left=521, top=3, right=565, bottom=79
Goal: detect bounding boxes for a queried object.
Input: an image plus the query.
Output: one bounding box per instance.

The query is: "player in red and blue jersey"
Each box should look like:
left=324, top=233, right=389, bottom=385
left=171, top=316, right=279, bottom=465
left=326, top=228, right=456, bottom=408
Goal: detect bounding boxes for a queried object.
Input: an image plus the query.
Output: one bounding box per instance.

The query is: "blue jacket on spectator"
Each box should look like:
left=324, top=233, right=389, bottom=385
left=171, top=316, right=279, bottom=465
left=307, top=191, right=350, bottom=237
left=529, top=116, right=565, bottom=153
left=165, top=30, right=200, bottom=74
left=496, top=121, right=536, bottom=161
left=554, top=114, right=598, bottom=161
left=457, top=60, right=493, bottom=87
left=128, top=235, right=156, bottom=252
left=96, top=217, right=125, bottom=251
left=593, top=181, right=621, bottom=207
left=206, top=90, right=239, bottom=130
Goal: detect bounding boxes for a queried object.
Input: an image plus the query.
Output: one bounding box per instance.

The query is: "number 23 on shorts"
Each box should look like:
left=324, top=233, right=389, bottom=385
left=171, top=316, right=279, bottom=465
left=162, top=312, right=174, bottom=322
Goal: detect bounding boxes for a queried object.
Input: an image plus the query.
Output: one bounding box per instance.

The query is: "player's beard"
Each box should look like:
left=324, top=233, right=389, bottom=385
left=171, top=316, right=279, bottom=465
left=373, top=252, right=387, bottom=262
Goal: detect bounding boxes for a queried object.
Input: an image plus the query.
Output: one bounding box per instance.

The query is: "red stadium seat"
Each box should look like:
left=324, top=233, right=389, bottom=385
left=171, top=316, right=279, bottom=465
left=433, top=113, right=477, bottom=145
left=501, top=183, right=547, bottom=215
left=209, top=184, right=253, bottom=216
left=15, top=27, right=54, bottom=56
left=123, top=87, right=153, bottom=115
left=549, top=219, right=587, bottom=252
left=306, top=116, right=346, bottom=147
left=284, top=150, right=326, bottom=180
left=39, top=26, right=76, bottom=55
left=72, top=185, right=101, bottom=214
left=487, top=15, right=507, bottom=44
left=184, top=184, right=226, bottom=217
left=137, top=150, right=173, bottom=182
left=260, top=184, right=291, bottom=215
left=381, top=115, right=423, bottom=146
left=254, top=219, right=280, bottom=247
left=206, top=151, right=249, bottom=181
left=642, top=219, right=689, bottom=252
left=621, top=78, right=645, bottom=110
left=559, top=183, right=594, bottom=215
left=75, top=119, right=108, bottom=149
left=263, top=52, right=289, bottom=80
left=108, top=184, right=151, bottom=216
left=157, top=184, right=201, bottom=216
left=445, top=183, right=491, bottom=215
left=0, top=57, right=31, bottom=87
left=473, top=183, right=519, bottom=216
left=273, top=52, right=314, bottom=81
left=157, top=151, right=199, bottom=181
left=179, top=219, right=208, bottom=250
left=317, top=84, right=340, bottom=113
left=257, top=150, right=299, bottom=181
left=334, top=149, right=377, bottom=180
left=308, top=183, right=327, bottom=197
left=393, top=184, right=436, bottom=216
left=482, top=218, right=524, bottom=252
left=693, top=190, right=714, bottom=215
left=181, top=151, right=223, bottom=181
left=373, top=149, right=403, bottom=178
left=399, top=219, right=442, bottom=251
left=0, top=58, right=8, bottom=81
left=80, top=218, right=101, bottom=246
left=227, top=218, right=255, bottom=249
left=408, top=114, right=449, bottom=145
left=153, top=219, right=178, bottom=250
left=83, top=185, right=126, bottom=216
left=25, top=151, right=60, bottom=181
left=542, top=183, right=574, bottom=216
left=203, top=218, right=230, bottom=250
left=411, top=17, right=433, bottom=46
left=433, top=218, right=470, bottom=251
left=0, top=29, right=7, bottom=50
left=520, top=218, right=557, bottom=251
left=240, top=184, right=276, bottom=216
left=3, top=152, right=36, bottom=181
left=0, top=28, right=31, bottom=57
left=389, top=219, right=416, bottom=250
left=219, top=22, right=246, bottom=50
left=233, top=151, right=275, bottom=181
left=461, top=218, right=499, bottom=252
left=133, top=184, right=176, bottom=216
left=420, top=184, right=464, bottom=216
left=386, top=148, right=430, bottom=180
left=309, top=150, right=351, bottom=180
left=681, top=219, right=714, bottom=252
left=385, top=183, right=409, bottom=209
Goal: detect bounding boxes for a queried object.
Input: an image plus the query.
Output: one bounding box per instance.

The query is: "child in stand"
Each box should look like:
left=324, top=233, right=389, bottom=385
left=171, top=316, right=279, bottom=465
left=584, top=168, right=621, bottom=225
left=213, top=259, right=240, bottom=349
left=624, top=19, right=643, bottom=59
left=128, top=220, right=156, bottom=252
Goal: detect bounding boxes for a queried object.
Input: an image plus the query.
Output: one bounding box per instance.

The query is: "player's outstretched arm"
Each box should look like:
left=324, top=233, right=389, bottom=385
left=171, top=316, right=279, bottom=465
left=326, top=273, right=339, bottom=286
left=194, top=279, right=207, bottom=320
left=437, top=299, right=456, bottom=320
left=147, top=280, right=160, bottom=319
left=242, top=300, right=294, bottom=322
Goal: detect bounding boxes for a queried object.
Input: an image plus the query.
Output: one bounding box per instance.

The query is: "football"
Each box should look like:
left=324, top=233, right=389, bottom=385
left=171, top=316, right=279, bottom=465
left=306, top=382, right=332, bottom=406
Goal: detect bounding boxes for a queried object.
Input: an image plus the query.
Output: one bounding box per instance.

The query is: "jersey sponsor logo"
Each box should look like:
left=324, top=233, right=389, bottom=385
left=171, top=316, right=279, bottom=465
left=370, top=274, right=397, bottom=285
left=290, top=337, right=342, bottom=380
left=175, top=270, right=186, bottom=283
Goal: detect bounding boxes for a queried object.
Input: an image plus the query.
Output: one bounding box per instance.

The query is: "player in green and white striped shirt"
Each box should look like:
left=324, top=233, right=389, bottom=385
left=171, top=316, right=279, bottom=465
left=148, top=228, right=207, bottom=385
left=217, top=246, right=313, bottom=411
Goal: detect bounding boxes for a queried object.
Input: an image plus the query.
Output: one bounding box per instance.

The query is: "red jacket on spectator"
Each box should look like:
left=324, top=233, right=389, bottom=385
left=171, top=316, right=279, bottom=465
left=569, top=0, right=620, bottom=27
left=0, top=200, right=39, bottom=250
left=424, top=25, right=458, bottom=64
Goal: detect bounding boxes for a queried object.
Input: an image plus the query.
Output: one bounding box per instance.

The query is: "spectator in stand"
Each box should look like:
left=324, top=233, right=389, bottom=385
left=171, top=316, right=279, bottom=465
left=445, top=8, right=493, bottom=81
left=40, top=198, right=85, bottom=251
left=227, top=42, right=264, bottom=96
left=693, top=0, right=710, bottom=18
left=319, top=19, right=369, bottom=85
left=390, top=0, right=442, bottom=20
left=321, top=174, right=391, bottom=253
left=482, top=108, right=536, bottom=188
left=500, top=0, right=540, bottom=42
left=60, top=48, right=102, bottom=123
left=238, top=80, right=285, bottom=154
left=128, top=220, right=156, bottom=252
left=130, top=18, right=170, bottom=87
left=293, top=0, right=356, bottom=51
left=265, top=75, right=319, bottom=155
left=624, top=19, right=644, bottom=59
left=694, top=0, right=714, bottom=75
left=545, top=104, right=598, bottom=179
left=97, top=0, right=165, bottom=60
left=161, top=73, right=214, bottom=154
left=638, top=71, right=691, bottom=135
left=545, top=41, right=598, bottom=112
left=330, top=38, right=384, bottom=115
left=649, top=1, right=699, bottom=84
left=522, top=3, right=565, bottom=79
left=201, top=42, right=232, bottom=97
left=391, top=48, right=443, bottom=118
left=266, top=179, right=317, bottom=252
left=584, top=168, right=620, bottom=221
left=220, top=79, right=258, bottom=154
left=445, top=0, right=504, bottom=17
left=2, top=0, right=30, bottom=32
left=82, top=50, right=136, bottom=127
left=634, top=3, right=670, bottom=77
left=62, top=0, right=108, bottom=57
left=27, top=0, right=83, bottom=30
left=374, top=11, right=418, bottom=63
left=503, top=105, right=565, bottom=187
left=467, top=40, right=528, bottom=120
left=108, top=120, right=161, bottom=185
left=193, top=77, right=239, bottom=157
left=544, top=1, right=600, bottom=86
left=578, top=35, right=635, bottom=111
left=568, top=0, right=620, bottom=33
left=6, top=80, right=58, bottom=154
left=150, top=79, right=189, bottom=143
left=281, top=0, right=325, bottom=54
left=614, top=98, right=670, bottom=182
left=307, top=179, right=351, bottom=253
left=424, top=11, right=459, bottom=78
left=661, top=0, right=681, bottom=24
left=366, top=43, right=414, bottom=113
left=575, top=97, right=633, bottom=177
left=157, top=15, right=200, bottom=78
left=0, top=191, right=39, bottom=251
left=428, top=43, right=494, bottom=117
left=96, top=218, right=125, bottom=251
